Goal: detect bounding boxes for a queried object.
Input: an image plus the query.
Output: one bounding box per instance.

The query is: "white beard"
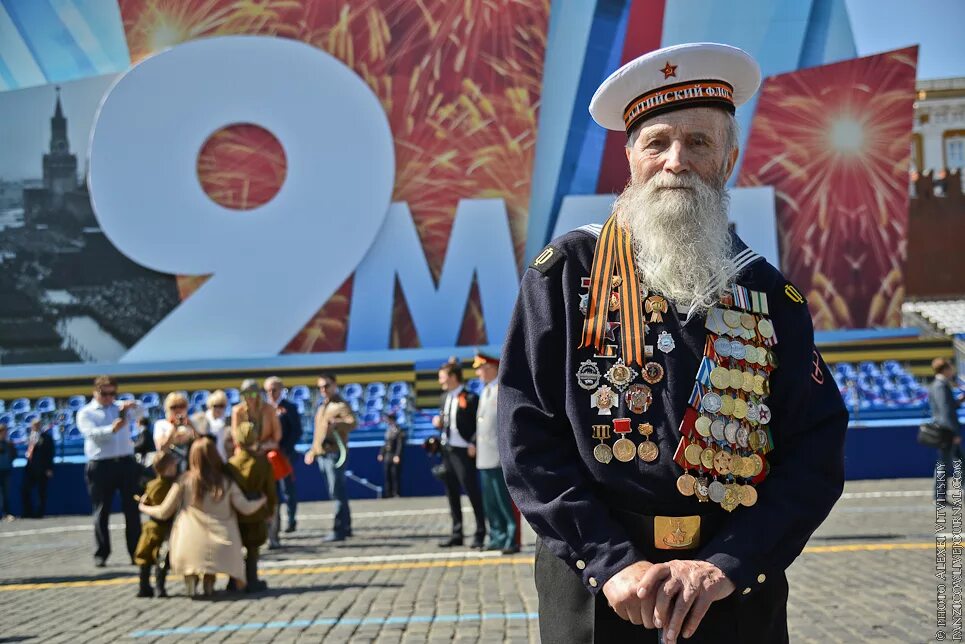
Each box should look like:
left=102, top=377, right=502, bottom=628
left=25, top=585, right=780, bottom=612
left=614, top=171, right=735, bottom=317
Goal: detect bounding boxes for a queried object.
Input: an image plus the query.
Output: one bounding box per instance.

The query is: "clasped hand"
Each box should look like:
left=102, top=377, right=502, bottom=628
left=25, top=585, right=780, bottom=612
left=602, top=559, right=734, bottom=643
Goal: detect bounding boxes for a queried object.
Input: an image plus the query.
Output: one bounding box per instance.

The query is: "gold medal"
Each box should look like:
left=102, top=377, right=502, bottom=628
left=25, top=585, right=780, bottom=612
left=638, top=440, right=659, bottom=462
left=645, top=295, right=668, bottom=322
left=741, top=371, right=755, bottom=393
left=729, top=368, right=744, bottom=390
left=752, top=374, right=766, bottom=396
left=721, top=486, right=741, bottom=512
left=700, top=447, right=716, bottom=469
left=684, top=443, right=703, bottom=466
left=749, top=454, right=764, bottom=476
left=730, top=455, right=746, bottom=478
left=694, top=415, right=712, bottom=437
left=605, top=360, right=637, bottom=392
left=676, top=473, right=697, bottom=496
left=740, top=484, right=758, bottom=507
left=713, top=450, right=732, bottom=475
left=732, top=398, right=748, bottom=420
left=740, top=313, right=757, bottom=330
left=710, top=366, right=730, bottom=390
left=609, top=292, right=620, bottom=312
left=593, top=443, right=613, bottom=464
left=613, top=438, right=636, bottom=462
left=719, top=394, right=735, bottom=416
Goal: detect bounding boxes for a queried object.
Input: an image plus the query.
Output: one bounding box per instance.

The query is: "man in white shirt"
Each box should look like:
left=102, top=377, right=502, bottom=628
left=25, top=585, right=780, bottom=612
left=473, top=352, right=519, bottom=554
left=75, top=375, right=141, bottom=567
left=431, top=360, right=486, bottom=548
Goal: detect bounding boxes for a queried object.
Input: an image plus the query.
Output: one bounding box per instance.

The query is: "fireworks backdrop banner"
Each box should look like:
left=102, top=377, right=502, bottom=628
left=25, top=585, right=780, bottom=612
left=0, top=0, right=919, bottom=371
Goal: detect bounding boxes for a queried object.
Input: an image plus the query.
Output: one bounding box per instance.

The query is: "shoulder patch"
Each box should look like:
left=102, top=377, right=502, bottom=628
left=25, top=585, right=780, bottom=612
left=783, top=281, right=806, bottom=305
left=528, top=244, right=563, bottom=274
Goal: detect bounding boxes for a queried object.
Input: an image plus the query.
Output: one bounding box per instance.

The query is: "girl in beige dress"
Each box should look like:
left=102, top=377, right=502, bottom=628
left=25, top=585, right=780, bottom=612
left=139, top=437, right=266, bottom=597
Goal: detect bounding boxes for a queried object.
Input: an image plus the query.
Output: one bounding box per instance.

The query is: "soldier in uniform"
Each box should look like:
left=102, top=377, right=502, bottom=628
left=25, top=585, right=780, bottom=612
left=498, top=43, right=848, bottom=643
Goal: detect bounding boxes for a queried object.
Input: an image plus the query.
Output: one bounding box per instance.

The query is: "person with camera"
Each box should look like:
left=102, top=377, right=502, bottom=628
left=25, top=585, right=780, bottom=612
left=76, top=375, right=142, bottom=567
left=153, top=392, right=199, bottom=473
left=928, top=358, right=964, bottom=503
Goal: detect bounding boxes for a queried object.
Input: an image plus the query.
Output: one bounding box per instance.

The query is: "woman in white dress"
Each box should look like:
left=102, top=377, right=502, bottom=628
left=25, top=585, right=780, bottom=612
left=139, top=437, right=266, bottom=597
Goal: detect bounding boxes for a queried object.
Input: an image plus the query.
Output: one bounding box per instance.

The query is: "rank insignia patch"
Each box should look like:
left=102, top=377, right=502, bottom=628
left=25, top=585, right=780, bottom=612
left=529, top=245, right=562, bottom=274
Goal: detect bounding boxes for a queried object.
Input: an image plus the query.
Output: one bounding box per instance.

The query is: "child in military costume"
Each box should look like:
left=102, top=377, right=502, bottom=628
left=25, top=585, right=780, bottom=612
left=134, top=451, right=178, bottom=598
left=226, top=421, right=277, bottom=592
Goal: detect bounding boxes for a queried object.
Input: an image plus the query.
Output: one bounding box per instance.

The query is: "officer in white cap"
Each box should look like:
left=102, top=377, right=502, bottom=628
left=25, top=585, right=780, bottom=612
left=499, top=43, right=847, bottom=643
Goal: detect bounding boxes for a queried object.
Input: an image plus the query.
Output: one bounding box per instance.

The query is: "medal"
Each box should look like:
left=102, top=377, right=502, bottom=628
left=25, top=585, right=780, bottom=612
left=684, top=443, right=703, bottom=466
left=575, top=360, right=602, bottom=390
left=608, top=291, right=620, bottom=312
left=701, top=392, right=722, bottom=414
left=699, top=447, right=716, bottom=469
left=719, top=394, right=735, bottom=417
left=755, top=429, right=769, bottom=453
left=641, top=362, right=665, bottom=385
left=732, top=398, right=748, bottom=420
left=694, top=415, right=712, bottom=437
left=740, top=484, right=758, bottom=507
left=694, top=475, right=710, bottom=502
left=605, top=359, right=638, bottom=392
left=656, top=331, right=675, bottom=354
left=728, top=368, right=744, bottom=390
left=722, top=309, right=741, bottom=330
left=752, top=375, right=766, bottom=397
left=676, top=473, right=697, bottom=496
left=757, top=403, right=771, bottom=425
left=710, top=418, right=726, bottom=441
left=708, top=480, right=726, bottom=503
left=766, top=349, right=779, bottom=369
left=611, top=418, right=636, bottom=462
left=710, top=366, right=730, bottom=390
left=591, top=424, right=613, bottom=464
left=638, top=440, right=658, bottom=462
left=741, top=371, right=755, bottom=393
left=740, top=313, right=757, bottom=330
left=721, top=485, right=741, bottom=512
left=757, top=318, right=774, bottom=339
left=749, top=453, right=764, bottom=476
left=611, top=275, right=622, bottom=288
left=724, top=420, right=739, bottom=444
left=743, top=345, right=758, bottom=364
left=730, top=455, right=747, bottom=478
left=591, top=385, right=617, bottom=415
left=714, top=337, right=732, bottom=358
left=713, top=450, right=732, bottom=475
left=729, top=340, right=746, bottom=361
left=645, top=295, right=668, bottom=322
left=626, top=384, right=653, bottom=414
left=736, top=426, right=750, bottom=448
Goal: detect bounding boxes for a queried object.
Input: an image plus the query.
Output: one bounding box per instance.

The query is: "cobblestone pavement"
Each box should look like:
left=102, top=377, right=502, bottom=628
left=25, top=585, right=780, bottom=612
left=0, top=478, right=946, bottom=643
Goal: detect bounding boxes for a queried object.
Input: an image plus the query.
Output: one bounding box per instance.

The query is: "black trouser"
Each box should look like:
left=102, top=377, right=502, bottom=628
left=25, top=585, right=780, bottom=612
left=85, top=456, right=141, bottom=561
left=441, top=445, right=485, bottom=541
left=533, top=514, right=789, bottom=643
left=383, top=458, right=402, bottom=497
left=21, top=469, right=49, bottom=518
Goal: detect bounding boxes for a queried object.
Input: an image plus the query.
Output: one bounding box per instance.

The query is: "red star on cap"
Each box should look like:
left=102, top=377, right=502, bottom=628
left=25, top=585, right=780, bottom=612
left=661, top=61, right=677, bottom=79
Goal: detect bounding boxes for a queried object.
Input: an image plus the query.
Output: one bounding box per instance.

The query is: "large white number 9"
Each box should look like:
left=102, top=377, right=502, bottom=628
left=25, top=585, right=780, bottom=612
left=88, top=35, right=394, bottom=363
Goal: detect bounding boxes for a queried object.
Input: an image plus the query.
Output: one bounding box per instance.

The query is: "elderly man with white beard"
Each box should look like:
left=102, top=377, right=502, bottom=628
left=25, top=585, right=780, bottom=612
left=498, top=43, right=847, bottom=643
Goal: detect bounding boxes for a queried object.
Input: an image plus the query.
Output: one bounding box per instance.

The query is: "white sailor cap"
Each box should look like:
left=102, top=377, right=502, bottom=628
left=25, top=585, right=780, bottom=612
left=589, top=42, right=761, bottom=134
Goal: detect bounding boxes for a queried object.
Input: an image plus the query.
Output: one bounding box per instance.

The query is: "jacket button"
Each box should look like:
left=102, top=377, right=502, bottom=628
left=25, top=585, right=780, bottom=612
left=589, top=577, right=598, bottom=588
left=742, top=587, right=752, bottom=595
left=576, top=560, right=586, bottom=570
left=757, top=573, right=766, bottom=583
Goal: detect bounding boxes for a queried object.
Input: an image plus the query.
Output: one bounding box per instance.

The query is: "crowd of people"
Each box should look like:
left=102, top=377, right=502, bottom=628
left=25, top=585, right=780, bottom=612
left=0, top=357, right=523, bottom=598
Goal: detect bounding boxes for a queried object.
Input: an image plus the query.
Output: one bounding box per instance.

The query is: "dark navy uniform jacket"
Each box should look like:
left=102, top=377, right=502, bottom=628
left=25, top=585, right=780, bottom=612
left=497, top=225, right=848, bottom=598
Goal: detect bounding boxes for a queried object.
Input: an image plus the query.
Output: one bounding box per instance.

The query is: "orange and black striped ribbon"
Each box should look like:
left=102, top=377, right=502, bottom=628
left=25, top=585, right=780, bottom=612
left=580, top=215, right=646, bottom=367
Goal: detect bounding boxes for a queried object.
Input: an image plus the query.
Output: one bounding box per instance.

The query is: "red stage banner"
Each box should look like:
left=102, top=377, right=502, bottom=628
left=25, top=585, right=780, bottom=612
left=737, top=47, right=918, bottom=329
